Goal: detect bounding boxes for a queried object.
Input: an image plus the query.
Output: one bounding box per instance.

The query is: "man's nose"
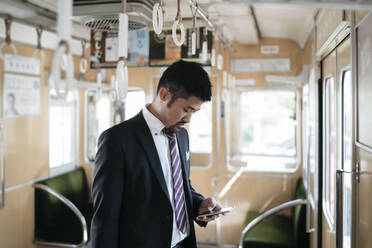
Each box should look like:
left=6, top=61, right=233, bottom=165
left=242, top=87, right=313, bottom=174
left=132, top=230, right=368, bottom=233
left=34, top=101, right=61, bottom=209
left=183, top=112, right=192, bottom=123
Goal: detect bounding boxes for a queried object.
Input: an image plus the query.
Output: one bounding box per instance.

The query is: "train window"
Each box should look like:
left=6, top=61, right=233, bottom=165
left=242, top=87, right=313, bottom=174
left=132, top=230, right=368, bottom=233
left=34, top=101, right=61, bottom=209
left=302, top=84, right=310, bottom=186
left=49, top=91, right=78, bottom=175
left=85, top=89, right=115, bottom=163
left=342, top=69, right=352, bottom=245
left=124, top=89, right=146, bottom=120
left=342, top=70, right=352, bottom=171
left=189, top=101, right=212, bottom=166
left=324, top=76, right=336, bottom=228
left=230, top=89, right=299, bottom=172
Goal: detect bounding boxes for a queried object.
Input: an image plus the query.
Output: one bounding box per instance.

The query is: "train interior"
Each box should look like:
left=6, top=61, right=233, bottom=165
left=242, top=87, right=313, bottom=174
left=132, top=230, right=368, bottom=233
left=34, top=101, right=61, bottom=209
left=0, top=0, right=372, bottom=247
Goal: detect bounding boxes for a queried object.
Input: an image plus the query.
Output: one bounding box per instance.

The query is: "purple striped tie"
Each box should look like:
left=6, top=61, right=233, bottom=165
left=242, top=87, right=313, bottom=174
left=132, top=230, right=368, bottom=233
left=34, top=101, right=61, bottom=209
left=163, top=129, right=187, bottom=234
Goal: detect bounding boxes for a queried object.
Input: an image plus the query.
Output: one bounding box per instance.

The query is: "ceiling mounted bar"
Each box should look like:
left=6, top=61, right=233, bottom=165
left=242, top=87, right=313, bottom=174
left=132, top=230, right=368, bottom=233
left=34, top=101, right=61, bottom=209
left=186, top=0, right=214, bottom=30
left=0, top=13, right=87, bottom=42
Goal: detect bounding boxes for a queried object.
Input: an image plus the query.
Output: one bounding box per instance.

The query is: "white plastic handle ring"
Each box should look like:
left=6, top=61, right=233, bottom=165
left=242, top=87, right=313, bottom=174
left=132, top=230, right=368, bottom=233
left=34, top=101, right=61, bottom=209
left=191, top=31, right=196, bottom=55
left=172, top=19, right=185, bottom=47
left=80, top=58, right=88, bottom=73
left=60, top=54, right=68, bottom=71
left=110, top=75, right=118, bottom=102
left=33, top=49, right=45, bottom=66
left=202, top=41, right=208, bottom=62
left=95, top=72, right=103, bottom=102
left=152, top=3, right=163, bottom=35
left=116, top=60, right=128, bottom=101
left=222, top=88, right=229, bottom=102
left=217, top=54, right=223, bottom=70
left=0, top=42, right=17, bottom=60
left=211, top=49, right=216, bottom=66
left=49, top=44, right=74, bottom=99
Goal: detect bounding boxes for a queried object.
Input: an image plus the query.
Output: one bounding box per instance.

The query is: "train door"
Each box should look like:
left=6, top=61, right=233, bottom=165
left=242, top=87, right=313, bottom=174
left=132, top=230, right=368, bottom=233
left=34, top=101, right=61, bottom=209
left=355, top=12, right=372, bottom=248
left=321, top=36, right=351, bottom=248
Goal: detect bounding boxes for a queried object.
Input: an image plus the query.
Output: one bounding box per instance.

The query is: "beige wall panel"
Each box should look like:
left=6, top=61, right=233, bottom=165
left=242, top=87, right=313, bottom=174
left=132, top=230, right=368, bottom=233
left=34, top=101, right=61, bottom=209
left=303, top=32, right=314, bottom=65
left=232, top=38, right=303, bottom=86
left=355, top=10, right=370, bottom=26
left=0, top=41, right=50, bottom=187
left=316, top=10, right=345, bottom=52
left=0, top=186, right=36, bottom=248
left=357, top=148, right=372, bottom=248
left=322, top=215, right=336, bottom=248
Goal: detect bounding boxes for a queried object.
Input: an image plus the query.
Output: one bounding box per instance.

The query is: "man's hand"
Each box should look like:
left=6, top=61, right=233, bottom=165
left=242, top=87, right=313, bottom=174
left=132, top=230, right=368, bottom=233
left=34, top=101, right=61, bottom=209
left=196, top=197, right=222, bottom=222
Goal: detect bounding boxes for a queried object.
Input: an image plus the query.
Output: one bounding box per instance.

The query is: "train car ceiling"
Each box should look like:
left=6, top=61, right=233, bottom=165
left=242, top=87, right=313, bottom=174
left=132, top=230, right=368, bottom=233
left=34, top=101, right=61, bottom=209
left=2, top=0, right=371, bottom=49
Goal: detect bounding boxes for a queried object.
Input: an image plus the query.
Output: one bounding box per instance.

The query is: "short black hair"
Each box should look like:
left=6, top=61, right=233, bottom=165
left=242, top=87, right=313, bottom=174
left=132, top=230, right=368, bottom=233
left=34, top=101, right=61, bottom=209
left=157, top=60, right=212, bottom=106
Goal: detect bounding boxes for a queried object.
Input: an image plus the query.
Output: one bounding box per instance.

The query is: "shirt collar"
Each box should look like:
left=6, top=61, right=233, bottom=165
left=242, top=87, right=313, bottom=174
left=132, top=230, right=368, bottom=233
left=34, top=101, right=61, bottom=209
left=142, top=104, right=165, bottom=135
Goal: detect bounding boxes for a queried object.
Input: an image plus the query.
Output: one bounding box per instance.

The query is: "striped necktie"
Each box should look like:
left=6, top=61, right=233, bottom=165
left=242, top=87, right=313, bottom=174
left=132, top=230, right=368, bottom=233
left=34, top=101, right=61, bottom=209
left=163, top=129, right=187, bottom=234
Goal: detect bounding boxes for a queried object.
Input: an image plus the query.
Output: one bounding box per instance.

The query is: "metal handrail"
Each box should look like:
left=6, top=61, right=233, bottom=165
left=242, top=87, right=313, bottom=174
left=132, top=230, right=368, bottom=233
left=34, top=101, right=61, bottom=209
left=238, top=199, right=307, bottom=248
left=33, top=183, right=88, bottom=248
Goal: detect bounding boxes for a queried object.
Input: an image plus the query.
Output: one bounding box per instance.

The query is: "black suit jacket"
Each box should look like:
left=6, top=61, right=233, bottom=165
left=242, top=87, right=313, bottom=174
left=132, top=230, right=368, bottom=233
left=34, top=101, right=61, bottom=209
left=91, top=111, right=206, bottom=248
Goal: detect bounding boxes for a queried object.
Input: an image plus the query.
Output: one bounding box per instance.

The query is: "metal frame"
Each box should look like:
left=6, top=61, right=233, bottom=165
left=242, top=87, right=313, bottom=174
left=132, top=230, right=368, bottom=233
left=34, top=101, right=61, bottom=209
left=350, top=11, right=358, bottom=248
left=354, top=11, right=372, bottom=151
left=0, top=124, right=5, bottom=209
left=322, top=73, right=337, bottom=231
left=49, top=90, right=79, bottom=177
left=33, top=183, right=88, bottom=248
left=227, top=86, right=301, bottom=174
left=84, top=87, right=117, bottom=164
left=238, top=199, right=307, bottom=248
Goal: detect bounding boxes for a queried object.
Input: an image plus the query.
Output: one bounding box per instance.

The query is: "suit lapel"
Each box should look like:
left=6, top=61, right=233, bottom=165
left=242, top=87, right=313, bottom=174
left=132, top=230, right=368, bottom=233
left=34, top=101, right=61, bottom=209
left=176, top=132, right=188, bottom=177
left=132, top=112, right=171, bottom=204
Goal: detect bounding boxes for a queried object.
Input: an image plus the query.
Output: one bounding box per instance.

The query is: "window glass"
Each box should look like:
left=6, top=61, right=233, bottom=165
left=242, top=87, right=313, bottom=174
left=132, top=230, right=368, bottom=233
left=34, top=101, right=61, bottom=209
left=342, top=70, right=352, bottom=171
left=324, top=76, right=336, bottom=226
left=302, top=84, right=310, bottom=186
left=49, top=91, right=78, bottom=174
left=125, top=90, right=146, bottom=120
left=85, top=90, right=114, bottom=163
left=189, top=101, right=212, bottom=153
left=342, top=70, right=352, bottom=247
left=230, top=89, right=297, bottom=172
left=240, top=90, right=296, bottom=156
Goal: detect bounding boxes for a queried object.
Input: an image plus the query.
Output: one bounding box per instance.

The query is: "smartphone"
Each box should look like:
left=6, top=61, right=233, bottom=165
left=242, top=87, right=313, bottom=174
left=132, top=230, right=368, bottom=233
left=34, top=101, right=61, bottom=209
left=197, top=207, right=234, bottom=218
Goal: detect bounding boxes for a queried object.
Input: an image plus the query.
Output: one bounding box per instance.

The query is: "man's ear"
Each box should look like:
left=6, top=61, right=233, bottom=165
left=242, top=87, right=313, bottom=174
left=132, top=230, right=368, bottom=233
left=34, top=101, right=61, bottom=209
left=158, top=88, right=171, bottom=103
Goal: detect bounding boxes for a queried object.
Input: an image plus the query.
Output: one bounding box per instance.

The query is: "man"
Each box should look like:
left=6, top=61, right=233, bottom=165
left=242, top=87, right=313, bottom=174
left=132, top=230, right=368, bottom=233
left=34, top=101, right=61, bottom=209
left=91, top=60, right=222, bottom=248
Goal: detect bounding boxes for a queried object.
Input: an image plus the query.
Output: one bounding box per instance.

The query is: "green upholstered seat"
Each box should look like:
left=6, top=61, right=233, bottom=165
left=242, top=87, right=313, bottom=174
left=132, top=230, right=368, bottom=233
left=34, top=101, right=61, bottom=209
left=243, top=178, right=309, bottom=248
left=35, top=167, right=93, bottom=245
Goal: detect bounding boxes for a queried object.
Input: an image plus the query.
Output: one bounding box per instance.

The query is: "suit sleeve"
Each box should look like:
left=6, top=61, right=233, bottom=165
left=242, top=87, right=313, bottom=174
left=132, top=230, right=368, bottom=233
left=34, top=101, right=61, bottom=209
left=90, top=129, right=125, bottom=248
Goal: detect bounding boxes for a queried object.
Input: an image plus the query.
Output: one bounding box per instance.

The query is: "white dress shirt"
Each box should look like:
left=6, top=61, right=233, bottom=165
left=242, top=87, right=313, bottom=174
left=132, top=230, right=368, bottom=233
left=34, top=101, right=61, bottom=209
left=142, top=106, right=190, bottom=247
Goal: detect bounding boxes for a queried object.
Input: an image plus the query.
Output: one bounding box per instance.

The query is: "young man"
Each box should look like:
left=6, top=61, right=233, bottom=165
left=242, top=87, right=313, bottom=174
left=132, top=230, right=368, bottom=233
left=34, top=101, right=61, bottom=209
left=91, top=60, right=222, bottom=248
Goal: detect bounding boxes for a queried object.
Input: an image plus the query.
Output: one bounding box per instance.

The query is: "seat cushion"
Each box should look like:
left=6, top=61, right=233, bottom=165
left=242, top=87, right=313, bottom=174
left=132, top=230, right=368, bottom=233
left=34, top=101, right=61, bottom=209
left=243, top=211, right=295, bottom=248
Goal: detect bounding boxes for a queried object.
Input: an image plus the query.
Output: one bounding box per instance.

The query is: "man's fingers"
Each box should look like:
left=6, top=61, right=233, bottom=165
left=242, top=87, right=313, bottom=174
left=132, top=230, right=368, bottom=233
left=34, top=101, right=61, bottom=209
left=207, top=197, right=217, bottom=210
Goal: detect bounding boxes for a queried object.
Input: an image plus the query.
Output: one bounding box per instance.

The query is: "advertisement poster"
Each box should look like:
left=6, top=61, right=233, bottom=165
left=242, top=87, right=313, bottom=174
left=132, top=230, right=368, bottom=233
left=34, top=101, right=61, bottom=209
left=3, top=73, right=40, bottom=118
left=90, top=27, right=149, bottom=69
left=150, top=27, right=213, bottom=66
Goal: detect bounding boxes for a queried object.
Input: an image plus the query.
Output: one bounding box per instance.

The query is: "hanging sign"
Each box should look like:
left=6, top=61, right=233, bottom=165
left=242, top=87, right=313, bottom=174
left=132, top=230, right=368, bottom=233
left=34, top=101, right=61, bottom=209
left=4, top=56, right=40, bottom=75
left=149, top=27, right=213, bottom=66
left=2, top=73, right=41, bottom=118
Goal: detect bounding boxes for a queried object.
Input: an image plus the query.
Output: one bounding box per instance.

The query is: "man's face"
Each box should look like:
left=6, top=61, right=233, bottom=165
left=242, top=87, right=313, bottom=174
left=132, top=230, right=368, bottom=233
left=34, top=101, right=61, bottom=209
left=161, top=90, right=202, bottom=133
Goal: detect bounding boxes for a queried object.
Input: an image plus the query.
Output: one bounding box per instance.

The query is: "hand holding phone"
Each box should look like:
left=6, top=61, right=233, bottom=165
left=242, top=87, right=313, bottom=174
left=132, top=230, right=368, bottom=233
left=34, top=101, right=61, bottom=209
left=197, top=206, right=234, bottom=218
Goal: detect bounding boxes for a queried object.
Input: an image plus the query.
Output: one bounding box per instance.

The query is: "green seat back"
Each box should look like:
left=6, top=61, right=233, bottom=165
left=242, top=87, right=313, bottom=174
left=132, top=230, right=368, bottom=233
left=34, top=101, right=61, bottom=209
left=35, top=167, right=93, bottom=244
left=243, top=211, right=294, bottom=248
left=291, top=178, right=309, bottom=248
